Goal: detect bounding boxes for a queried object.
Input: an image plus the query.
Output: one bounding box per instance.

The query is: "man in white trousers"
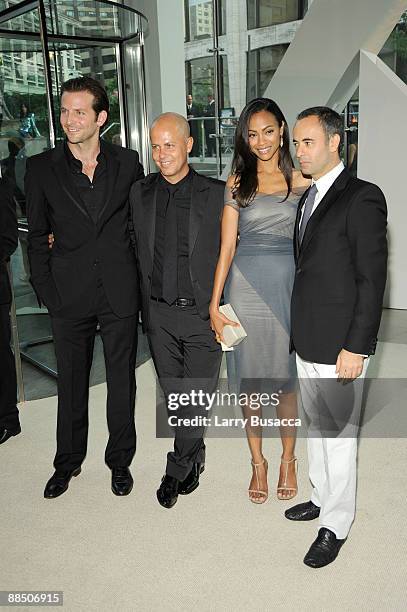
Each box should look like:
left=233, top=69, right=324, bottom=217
left=287, top=107, right=387, bottom=568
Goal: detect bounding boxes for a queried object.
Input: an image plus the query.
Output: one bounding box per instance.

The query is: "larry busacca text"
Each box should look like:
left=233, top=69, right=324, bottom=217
left=166, top=390, right=301, bottom=429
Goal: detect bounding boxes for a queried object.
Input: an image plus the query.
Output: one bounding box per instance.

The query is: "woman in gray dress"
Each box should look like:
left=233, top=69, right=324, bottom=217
left=210, top=98, right=309, bottom=504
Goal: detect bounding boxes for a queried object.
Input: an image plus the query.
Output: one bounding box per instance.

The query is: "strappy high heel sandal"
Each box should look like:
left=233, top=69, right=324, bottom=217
left=277, top=456, right=298, bottom=501
left=248, top=457, right=268, bottom=504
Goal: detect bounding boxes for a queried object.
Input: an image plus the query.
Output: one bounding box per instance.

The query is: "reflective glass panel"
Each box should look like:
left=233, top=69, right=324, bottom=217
left=0, top=1, right=40, bottom=34
left=44, top=0, right=142, bottom=39
left=47, top=40, right=121, bottom=144
left=185, top=0, right=213, bottom=42
left=379, top=10, right=407, bottom=85
left=246, top=44, right=289, bottom=100
left=247, top=0, right=300, bottom=29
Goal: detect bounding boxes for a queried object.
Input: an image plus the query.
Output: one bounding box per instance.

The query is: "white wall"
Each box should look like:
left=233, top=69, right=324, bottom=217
left=128, top=0, right=186, bottom=124
left=358, top=51, right=407, bottom=308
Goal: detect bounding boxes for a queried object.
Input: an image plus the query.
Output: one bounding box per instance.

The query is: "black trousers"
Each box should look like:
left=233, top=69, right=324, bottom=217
left=0, top=302, right=19, bottom=430
left=148, top=300, right=222, bottom=481
left=50, top=284, right=138, bottom=472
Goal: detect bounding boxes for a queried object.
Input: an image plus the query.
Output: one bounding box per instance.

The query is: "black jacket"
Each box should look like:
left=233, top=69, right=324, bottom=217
left=130, top=171, right=224, bottom=331
left=0, top=177, right=18, bottom=306
left=290, top=168, right=388, bottom=364
left=25, top=141, right=144, bottom=318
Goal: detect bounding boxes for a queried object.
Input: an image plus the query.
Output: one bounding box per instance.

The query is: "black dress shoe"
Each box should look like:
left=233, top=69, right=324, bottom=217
left=285, top=500, right=320, bottom=521
left=178, top=462, right=205, bottom=495
left=0, top=426, right=21, bottom=445
left=44, top=468, right=81, bottom=499
left=303, top=528, right=346, bottom=568
left=157, top=474, right=179, bottom=508
left=111, top=467, right=133, bottom=496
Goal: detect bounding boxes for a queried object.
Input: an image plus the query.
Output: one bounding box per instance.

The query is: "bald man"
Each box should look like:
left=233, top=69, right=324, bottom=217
left=130, top=113, right=224, bottom=508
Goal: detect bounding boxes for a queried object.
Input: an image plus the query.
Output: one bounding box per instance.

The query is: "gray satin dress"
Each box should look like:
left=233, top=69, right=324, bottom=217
left=224, top=186, right=305, bottom=393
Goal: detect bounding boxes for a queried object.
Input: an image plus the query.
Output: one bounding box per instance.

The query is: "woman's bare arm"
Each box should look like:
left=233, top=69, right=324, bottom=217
left=209, top=176, right=240, bottom=342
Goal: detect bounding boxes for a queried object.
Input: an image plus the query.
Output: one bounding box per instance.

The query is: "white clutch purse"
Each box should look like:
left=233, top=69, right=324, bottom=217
left=219, top=304, right=247, bottom=348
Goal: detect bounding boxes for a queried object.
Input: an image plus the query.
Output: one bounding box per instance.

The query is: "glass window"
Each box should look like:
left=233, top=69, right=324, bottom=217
left=247, top=0, right=305, bottom=29
left=184, top=0, right=226, bottom=42
left=246, top=44, right=288, bottom=100
left=185, top=56, right=215, bottom=107
left=379, top=10, right=407, bottom=85
left=185, top=55, right=229, bottom=109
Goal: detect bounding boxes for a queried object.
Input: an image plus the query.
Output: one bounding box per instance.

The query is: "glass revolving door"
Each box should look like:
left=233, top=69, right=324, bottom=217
left=0, top=0, right=148, bottom=399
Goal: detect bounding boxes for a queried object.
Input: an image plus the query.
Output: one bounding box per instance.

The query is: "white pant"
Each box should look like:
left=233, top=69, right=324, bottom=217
left=296, top=354, right=369, bottom=539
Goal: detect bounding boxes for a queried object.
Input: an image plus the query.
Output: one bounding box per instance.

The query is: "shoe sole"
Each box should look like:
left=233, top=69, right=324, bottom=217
left=285, top=512, right=320, bottom=521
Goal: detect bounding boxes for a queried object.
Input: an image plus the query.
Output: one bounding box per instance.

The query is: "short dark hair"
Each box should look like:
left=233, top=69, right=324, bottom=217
left=60, top=76, right=109, bottom=122
left=297, top=106, right=343, bottom=153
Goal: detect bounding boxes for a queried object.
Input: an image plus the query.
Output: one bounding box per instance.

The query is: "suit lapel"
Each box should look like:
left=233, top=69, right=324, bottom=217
left=51, top=144, right=92, bottom=221
left=299, top=169, right=351, bottom=256
left=98, top=144, right=120, bottom=222
left=189, top=173, right=209, bottom=257
left=141, top=176, right=158, bottom=272
left=294, top=188, right=308, bottom=262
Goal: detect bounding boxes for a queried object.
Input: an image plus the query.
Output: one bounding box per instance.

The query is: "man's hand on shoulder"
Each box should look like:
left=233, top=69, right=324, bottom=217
left=335, top=348, right=364, bottom=380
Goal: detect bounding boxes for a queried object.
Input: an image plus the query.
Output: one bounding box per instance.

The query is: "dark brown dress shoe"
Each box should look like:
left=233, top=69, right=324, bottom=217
left=285, top=500, right=320, bottom=521
left=157, top=475, right=179, bottom=508
left=304, top=528, right=346, bottom=568
left=178, top=463, right=205, bottom=495
left=111, top=467, right=133, bottom=496
left=44, top=467, right=81, bottom=499
left=0, top=426, right=21, bottom=445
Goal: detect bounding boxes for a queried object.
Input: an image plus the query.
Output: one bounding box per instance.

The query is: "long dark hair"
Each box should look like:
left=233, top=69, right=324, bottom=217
left=231, top=98, right=294, bottom=207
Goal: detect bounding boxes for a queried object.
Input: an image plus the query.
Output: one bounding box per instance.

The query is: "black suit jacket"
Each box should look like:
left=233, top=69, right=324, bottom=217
left=290, top=168, right=387, bottom=364
left=130, top=171, right=224, bottom=331
left=0, top=177, right=18, bottom=306
left=25, top=141, right=144, bottom=318
left=186, top=104, right=199, bottom=118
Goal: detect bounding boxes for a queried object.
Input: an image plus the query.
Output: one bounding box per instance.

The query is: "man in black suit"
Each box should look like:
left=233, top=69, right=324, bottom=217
left=186, top=94, right=200, bottom=157
left=26, top=77, right=144, bottom=498
left=286, top=107, right=387, bottom=567
left=0, top=174, right=20, bottom=445
left=130, top=113, right=223, bottom=508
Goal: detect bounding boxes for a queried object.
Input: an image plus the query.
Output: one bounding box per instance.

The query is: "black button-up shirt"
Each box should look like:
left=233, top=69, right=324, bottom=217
left=64, top=140, right=107, bottom=224
left=151, top=168, right=194, bottom=301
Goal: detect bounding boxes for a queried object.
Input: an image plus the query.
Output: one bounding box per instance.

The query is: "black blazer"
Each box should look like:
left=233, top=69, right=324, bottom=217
left=0, top=177, right=18, bottom=306
left=290, top=168, right=387, bottom=364
left=25, top=141, right=144, bottom=318
left=130, top=171, right=225, bottom=331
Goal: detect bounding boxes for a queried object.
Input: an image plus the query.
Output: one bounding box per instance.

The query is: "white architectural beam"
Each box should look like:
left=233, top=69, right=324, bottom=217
left=264, top=0, right=407, bottom=127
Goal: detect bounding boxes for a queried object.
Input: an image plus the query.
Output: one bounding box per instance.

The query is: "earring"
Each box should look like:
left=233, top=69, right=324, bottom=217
left=280, top=136, right=283, bottom=148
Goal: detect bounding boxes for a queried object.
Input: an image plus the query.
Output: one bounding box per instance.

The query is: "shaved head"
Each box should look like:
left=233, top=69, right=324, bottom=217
left=150, top=112, right=193, bottom=184
left=150, top=112, right=190, bottom=139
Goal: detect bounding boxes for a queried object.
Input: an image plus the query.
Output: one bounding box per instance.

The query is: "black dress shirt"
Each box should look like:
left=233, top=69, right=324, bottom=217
left=64, top=141, right=107, bottom=224
left=151, top=169, right=194, bottom=302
